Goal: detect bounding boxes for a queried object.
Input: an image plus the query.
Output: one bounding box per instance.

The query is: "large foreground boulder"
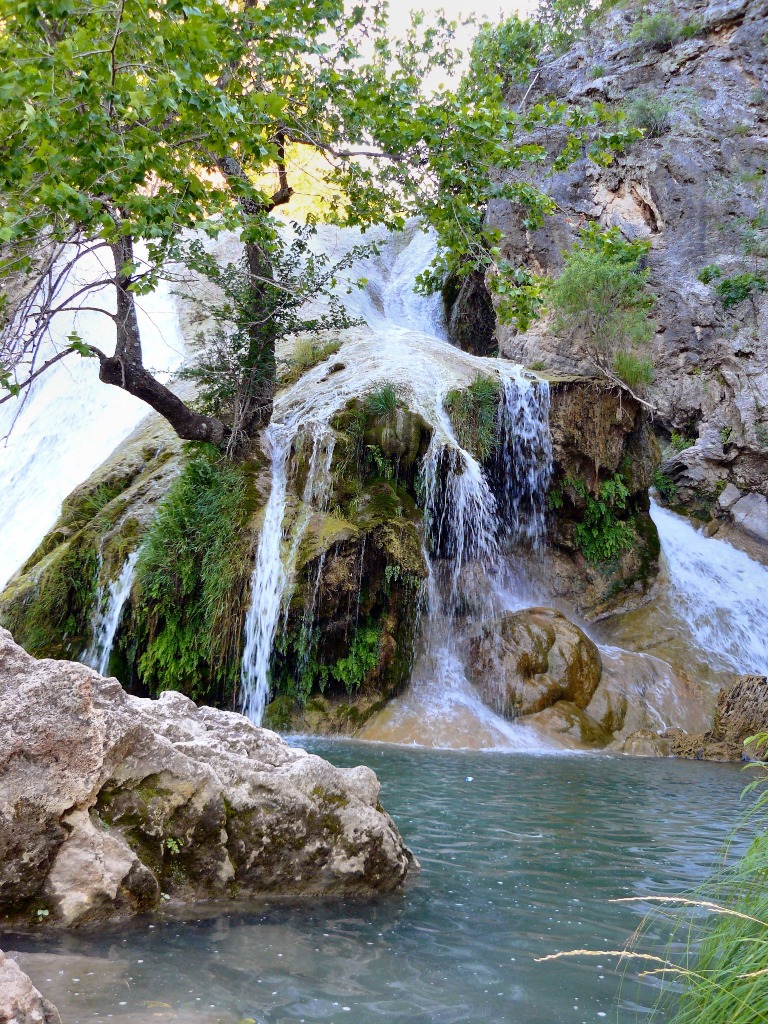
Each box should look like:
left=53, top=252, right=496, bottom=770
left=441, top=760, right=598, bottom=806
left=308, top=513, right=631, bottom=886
left=0, top=950, right=61, bottom=1024
left=468, top=608, right=602, bottom=718
left=0, top=629, right=415, bottom=928
left=668, top=674, right=768, bottom=762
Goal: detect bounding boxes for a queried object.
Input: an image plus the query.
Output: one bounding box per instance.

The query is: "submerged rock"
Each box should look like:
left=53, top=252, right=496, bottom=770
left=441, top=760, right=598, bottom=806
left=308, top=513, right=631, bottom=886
left=0, top=949, right=61, bottom=1024
left=0, top=629, right=415, bottom=929
left=668, top=673, right=768, bottom=761
left=468, top=608, right=602, bottom=718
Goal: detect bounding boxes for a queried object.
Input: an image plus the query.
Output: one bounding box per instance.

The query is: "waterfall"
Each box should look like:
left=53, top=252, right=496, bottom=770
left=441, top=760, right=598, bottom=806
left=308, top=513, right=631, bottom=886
left=81, top=550, right=140, bottom=676
left=0, top=246, right=184, bottom=590
left=238, top=223, right=554, bottom=741
left=652, top=500, right=768, bottom=676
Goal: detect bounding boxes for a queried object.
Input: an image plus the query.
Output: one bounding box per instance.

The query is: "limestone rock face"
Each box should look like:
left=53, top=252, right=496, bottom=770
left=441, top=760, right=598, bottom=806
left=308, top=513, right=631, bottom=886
left=0, top=950, right=61, bottom=1024
left=485, top=0, right=768, bottom=539
left=0, top=629, right=415, bottom=928
left=668, top=673, right=768, bottom=761
left=468, top=608, right=602, bottom=718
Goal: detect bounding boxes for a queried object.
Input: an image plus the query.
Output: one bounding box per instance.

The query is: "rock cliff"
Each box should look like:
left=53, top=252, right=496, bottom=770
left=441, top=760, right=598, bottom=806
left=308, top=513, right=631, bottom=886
left=459, top=0, right=768, bottom=556
left=0, top=629, right=415, bottom=929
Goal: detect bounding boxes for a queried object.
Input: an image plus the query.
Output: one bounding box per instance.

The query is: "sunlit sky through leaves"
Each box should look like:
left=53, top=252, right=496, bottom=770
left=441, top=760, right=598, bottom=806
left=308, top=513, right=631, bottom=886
left=415, top=0, right=530, bottom=21
left=398, top=0, right=535, bottom=89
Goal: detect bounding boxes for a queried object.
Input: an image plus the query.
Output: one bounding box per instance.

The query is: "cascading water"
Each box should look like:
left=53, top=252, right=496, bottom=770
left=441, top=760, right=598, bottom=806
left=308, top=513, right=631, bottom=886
left=81, top=549, right=140, bottom=675
left=239, top=223, right=555, bottom=748
left=651, top=500, right=768, bottom=676
left=0, top=247, right=184, bottom=590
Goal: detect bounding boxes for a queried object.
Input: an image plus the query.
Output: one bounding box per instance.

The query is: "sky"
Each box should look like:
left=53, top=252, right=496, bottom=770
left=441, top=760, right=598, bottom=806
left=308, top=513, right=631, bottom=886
left=412, top=0, right=533, bottom=23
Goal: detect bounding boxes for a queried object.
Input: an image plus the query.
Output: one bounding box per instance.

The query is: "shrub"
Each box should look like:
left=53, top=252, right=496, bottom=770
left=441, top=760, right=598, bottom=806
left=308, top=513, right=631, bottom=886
left=590, top=64, right=606, bottom=79
left=670, top=431, right=695, bottom=452
left=625, top=92, right=672, bottom=137
left=444, top=374, right=501, bottom=462
left=553, top=473, right=636, bottom=563
left=698, top=266, right=768, bottom=308
left=715, top=272, right=767, bottom=309
left=549, top=224, right=655, bottom=385
left=697, top=264, right=722, bottom=285
left=630, top=11, right=680, bottom=49
left=614, top=350, right=654, bottom=387
left=653, top=469, right=677, bottom=502
left=680, top=19, right=703, bottom=38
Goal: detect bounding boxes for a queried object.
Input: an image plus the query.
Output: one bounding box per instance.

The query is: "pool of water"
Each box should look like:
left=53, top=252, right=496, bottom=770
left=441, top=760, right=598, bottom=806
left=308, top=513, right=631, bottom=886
left=3, top=743, right=748, bottom=1024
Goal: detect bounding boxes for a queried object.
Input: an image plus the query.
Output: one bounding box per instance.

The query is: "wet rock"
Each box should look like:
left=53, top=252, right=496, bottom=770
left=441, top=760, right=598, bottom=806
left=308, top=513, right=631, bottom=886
left=589, top=647, right=711, bottom=744
left=468, top=607, right=602, bottom=718
left=364, top=407, right=432, bottom=468
left=731, top=493, right=768, bottom=545
left=527, top=379, right=661, bottom=618
left=617, top=730, right=672, bottom=758
left=443, top=269, right=497, bottom=357
left=0, top=949, right=62, bottom=1024
left=0, top=629, right=415, bottom=928
left=668, top=673, right=768, bottom=761
left=522, top=700, right=611, bottom=749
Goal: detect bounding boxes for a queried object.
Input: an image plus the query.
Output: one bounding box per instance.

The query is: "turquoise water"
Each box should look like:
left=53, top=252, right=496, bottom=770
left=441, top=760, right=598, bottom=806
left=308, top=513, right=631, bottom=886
left=5, top=744, right=748, bottom=1024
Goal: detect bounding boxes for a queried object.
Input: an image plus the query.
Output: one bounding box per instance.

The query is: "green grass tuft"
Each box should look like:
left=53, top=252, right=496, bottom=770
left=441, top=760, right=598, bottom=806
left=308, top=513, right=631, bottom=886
left=364, top=382, right=401, bottom=418
left=444, top=374, right=501, bottom=462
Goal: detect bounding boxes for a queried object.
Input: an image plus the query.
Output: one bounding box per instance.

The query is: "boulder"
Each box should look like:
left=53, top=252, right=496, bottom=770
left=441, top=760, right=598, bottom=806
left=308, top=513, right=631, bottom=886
left=468, top=607, right=602, bottom=718
left=731, top=494, right=768, bottom=546
left=0, top=629, right=415, bottom=928
left=616, top=730, right=672, bottom=758
left=668, top=674, right=768, bottom=762
left=0, top=950, right=62, bottom=1024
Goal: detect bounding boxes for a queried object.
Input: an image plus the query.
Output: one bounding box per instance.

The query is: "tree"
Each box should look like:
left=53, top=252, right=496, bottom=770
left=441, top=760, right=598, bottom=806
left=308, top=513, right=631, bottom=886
left=0, top=0, right=641, bottom=450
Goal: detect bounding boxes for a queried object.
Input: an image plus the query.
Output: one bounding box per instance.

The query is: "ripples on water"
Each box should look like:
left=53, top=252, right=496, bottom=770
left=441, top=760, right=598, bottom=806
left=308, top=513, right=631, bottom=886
left=6, top=743, right=747, bottom=1024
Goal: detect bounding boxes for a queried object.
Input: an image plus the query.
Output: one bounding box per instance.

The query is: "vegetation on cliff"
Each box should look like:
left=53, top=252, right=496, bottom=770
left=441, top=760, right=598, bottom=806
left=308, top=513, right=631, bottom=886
left=125, top=447, right=255, bottom=705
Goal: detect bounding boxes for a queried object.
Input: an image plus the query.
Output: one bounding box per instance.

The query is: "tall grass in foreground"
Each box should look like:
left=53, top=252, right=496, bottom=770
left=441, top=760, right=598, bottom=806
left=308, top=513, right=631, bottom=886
left=537, top=736, right=768, bottom=1024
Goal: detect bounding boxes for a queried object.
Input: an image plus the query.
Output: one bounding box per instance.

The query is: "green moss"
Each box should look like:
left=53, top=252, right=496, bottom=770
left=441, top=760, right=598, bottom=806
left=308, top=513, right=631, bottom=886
left=127, top=445, right=255, bottom=705
left=0, top=531, right=100, bottom=658
left=444, top=374, right=501, bottom=461
left=311, top=785, right=350, bottom=808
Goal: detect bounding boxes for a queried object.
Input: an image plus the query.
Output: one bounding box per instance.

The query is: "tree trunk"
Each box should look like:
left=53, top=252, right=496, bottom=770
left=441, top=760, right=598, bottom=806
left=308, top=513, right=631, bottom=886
left=98, top=237, right=227, bottom=445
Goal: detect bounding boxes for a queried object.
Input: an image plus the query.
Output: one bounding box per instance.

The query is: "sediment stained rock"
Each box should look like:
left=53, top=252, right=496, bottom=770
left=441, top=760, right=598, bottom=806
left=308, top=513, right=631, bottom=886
left=668, top=673, right=768, bottom=761
left=468, top=607, right=603, bottom=718
left=0, top=629, right=415, bottom=929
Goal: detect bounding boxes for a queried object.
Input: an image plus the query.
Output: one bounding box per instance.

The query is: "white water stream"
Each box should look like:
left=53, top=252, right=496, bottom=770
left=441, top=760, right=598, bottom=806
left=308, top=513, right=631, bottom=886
left=81, top=549, right=140, bottom=676
left=0, top=247, right=184, bottom=590
left=239, top=225, right=554, bottom=747
left=651, top=500, right=768, bottom=676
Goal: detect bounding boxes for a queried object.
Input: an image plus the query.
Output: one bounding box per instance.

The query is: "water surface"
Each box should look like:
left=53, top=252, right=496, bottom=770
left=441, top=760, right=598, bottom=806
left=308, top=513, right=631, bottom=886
left=6, top=743, right=748, bottom=1024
